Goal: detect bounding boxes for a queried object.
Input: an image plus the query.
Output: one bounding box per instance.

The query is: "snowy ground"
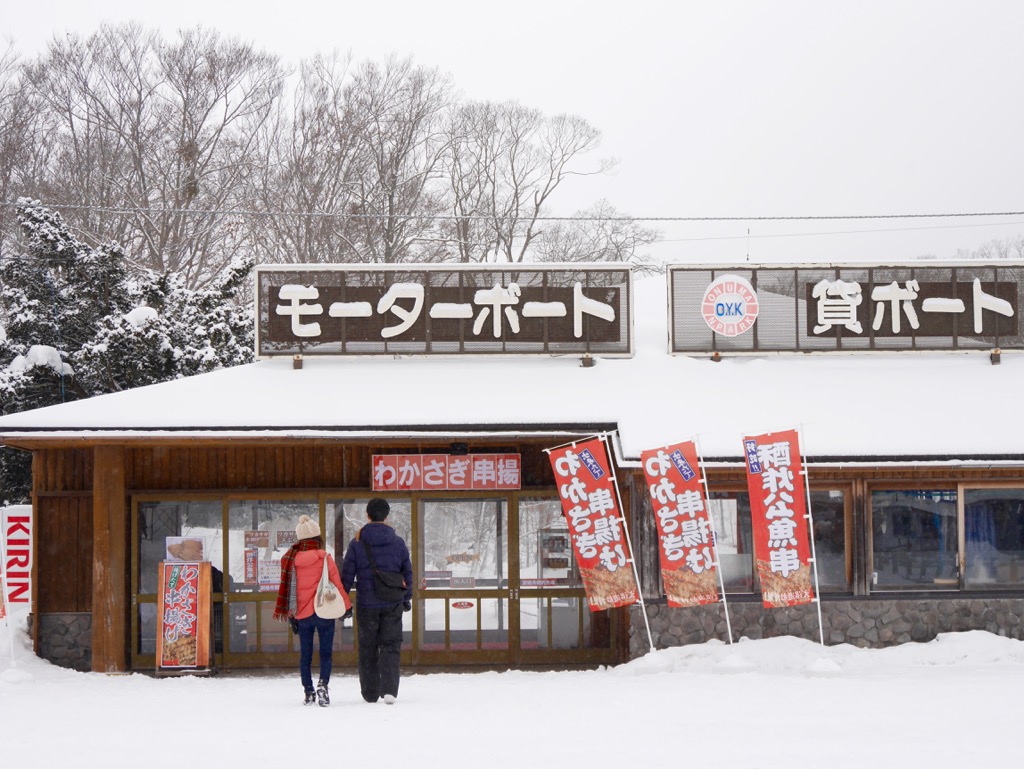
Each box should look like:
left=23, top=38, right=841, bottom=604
left=1, top=604, right=1020, bottom=768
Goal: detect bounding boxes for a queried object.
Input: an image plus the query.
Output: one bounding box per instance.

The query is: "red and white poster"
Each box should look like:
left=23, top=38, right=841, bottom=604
left=640, top=441, right=720, bottom=608
left=372, top=454, right=521, bottom=491
left=156, top=561, right=211, bottom=669
left=743, top=429, right=815, bottom=608
left=1, top=505, right=32, bottom=604
left=548, top=437, right=638, bottom=612
left=243, top=531, right=267, bottom=583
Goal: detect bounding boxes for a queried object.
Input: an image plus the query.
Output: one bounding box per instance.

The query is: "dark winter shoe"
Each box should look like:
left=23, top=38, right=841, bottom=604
left=303, top=690, right=316, bottom=706
left=316, top=681, right=330, bottom=707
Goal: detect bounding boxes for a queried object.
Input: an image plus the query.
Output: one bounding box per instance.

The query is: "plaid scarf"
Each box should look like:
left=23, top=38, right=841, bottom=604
left=273, top=537, right=322, bottom=621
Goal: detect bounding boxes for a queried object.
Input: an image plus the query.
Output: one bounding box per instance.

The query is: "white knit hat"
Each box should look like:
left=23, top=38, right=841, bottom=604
left=295, top=515, right=321, bottom=541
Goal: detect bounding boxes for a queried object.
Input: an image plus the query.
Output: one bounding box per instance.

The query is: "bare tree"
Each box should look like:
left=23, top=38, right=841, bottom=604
left=249, top=52, right=366, bottom=264
left=533, top=199, right=662, bottom=273
left=442, top=101, right=501, bottom=262
left=21, top=24, right=282, bottom=286
left=342, top=56, right=452, bottom=263
left=5, top=26, right=653, bottom=281
left=21, top=25, right=148, bottom=248
left=144, top=27, right=282, bottom=284
left=953, top=236, right=1024, bottom=261
left=443, top=101, right=614, bottom=263
left=0, top=42, right=39, bottom=253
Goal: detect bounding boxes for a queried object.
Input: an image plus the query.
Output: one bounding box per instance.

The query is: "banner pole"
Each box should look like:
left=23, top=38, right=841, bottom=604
left=542, top=433, right=609, bottom=455
left=798, top=427, right=826, bottom=647
left=601, top=433, right=656, bottom=654
left=694, top=435, right=733, bottom=645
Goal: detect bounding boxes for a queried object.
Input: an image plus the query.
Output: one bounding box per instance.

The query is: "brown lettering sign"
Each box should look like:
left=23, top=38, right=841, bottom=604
left=669, top=263, right=1024, bottom=354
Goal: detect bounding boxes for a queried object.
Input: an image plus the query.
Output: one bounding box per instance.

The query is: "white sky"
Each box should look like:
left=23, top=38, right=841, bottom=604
left=6, top=0, right=1024, bottom=265
left=2, top=602, right=1023, bottom=767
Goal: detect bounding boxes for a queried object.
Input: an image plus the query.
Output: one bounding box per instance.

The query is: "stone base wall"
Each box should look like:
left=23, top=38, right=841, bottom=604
left=629, top=598, right=1024, bottom=658
left=36, top=613, right=92, bottom=672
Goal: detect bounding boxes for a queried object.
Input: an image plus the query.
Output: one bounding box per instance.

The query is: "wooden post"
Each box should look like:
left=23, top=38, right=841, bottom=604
left=92, top=446, right=127, bottom=672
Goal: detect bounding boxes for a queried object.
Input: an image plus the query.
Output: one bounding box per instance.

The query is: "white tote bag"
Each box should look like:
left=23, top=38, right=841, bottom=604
left=314, top=553, right=349, bottom=619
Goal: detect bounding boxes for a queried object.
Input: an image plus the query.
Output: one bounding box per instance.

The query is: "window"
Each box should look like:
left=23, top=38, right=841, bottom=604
left=963, top=488, right=1024, bottom=589
left=871, top=489, right=958, bottom=589
left=708, top=491, right=754, bottom=593
left=810, top=490, right=849, bottom=592
left=327, top=498, right=412, bottom=651
left=518, top=497, right=581, bottom=590
left=138, top=500, right=223, bottom=594
left=708, top=489, right=849, bottom=595
left=226, top=499, right=317, bottom=594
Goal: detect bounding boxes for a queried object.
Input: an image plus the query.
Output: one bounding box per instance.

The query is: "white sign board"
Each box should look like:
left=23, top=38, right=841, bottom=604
left=1, top=505, right=32, bottom=604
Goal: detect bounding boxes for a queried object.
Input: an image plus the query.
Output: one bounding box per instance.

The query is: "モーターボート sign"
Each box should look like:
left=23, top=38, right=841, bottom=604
left=256, top=264, right=632, bottom=357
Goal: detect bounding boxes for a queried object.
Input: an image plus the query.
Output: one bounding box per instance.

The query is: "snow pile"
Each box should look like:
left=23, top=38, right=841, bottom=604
left=3, top=618, right=1024, bottom=768
left=123, top=306, right=159, bottom=328
left=7, top=345, right=74, bottom=377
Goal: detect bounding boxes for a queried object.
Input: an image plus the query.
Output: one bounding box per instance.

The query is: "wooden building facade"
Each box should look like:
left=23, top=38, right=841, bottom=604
left=6, top=263, right=1024, bottom=672
left=17, top=432, right=1024, bottom=673
left=20, top=436, right=631, bottom=672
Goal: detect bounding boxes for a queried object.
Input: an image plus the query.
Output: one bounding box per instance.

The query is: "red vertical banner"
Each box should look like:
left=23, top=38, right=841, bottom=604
left=0, top=576, right=6, bottom=620
left=548, top=438, right=639, bottom=612
left=640, top=441, right=720, bottom=608
left=156, top=561, right=211, bottom=670
left=743, top=429, right=815, bottom=608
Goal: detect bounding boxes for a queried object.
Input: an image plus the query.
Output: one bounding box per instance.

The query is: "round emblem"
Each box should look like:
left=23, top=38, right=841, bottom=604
left=701, top=275, right=759, bottom=337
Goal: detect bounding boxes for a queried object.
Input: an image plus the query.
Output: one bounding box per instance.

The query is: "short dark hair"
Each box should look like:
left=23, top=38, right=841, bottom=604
left=367, top=497, right=390, bottom=522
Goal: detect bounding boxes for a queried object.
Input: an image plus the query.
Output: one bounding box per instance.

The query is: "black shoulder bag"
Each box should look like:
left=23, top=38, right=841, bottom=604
left=361, top=540, right=407, bottom=602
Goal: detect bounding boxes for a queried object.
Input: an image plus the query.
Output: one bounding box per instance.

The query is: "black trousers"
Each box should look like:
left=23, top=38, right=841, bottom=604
left=356, top=603, right=404, bottom=702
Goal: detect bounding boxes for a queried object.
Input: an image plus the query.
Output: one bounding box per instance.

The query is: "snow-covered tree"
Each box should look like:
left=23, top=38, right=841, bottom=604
left=0, top=199, right=254, bottom=503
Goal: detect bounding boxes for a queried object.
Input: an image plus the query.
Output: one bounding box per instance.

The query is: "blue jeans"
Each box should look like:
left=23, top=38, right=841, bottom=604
left=297, top=614, right=336, bottom=692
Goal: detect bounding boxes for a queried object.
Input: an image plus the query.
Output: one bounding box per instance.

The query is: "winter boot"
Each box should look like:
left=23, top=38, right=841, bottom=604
left=316, top=680, right=330, bottom=707
left=303, top=689, right=316, bottom=706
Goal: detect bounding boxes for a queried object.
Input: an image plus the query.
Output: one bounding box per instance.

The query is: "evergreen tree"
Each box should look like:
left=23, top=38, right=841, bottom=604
left=0, top=199, right=254, bottom=503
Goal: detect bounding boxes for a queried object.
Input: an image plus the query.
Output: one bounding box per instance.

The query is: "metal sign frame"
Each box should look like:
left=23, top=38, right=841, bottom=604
left=668, top=262, right=1024, bottom=355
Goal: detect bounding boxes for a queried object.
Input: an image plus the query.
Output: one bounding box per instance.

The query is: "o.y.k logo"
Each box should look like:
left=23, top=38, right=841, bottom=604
left=701, top=275, right=759, bottom=337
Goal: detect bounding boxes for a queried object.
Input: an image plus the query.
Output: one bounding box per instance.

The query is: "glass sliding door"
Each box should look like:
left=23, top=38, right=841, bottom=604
left=417, top=497, right=510, bottom=662
left=132, top=498, right=224, bottom=666
left=225, top=499, right=317, bottom=660
left=326, top=498, right=413, bottom=654
left=516, top=497, right=611, bottom=658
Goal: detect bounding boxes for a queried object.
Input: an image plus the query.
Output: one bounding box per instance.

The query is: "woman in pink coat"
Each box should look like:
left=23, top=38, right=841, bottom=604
left=274, top=515, right=350, bottom=706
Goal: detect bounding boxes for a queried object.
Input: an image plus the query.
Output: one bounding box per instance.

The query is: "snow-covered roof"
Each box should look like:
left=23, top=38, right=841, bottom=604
left=1, top=275, right=1021, bottom=463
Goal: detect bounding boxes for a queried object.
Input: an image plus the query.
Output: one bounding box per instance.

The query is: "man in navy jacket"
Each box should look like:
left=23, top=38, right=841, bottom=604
left=341, top=498, right=413, bottom=704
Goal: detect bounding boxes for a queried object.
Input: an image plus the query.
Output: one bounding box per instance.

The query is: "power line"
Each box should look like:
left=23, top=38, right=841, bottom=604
left=3, top=200, right=1024, bottom=223
left=658, top=219, right=1024, bottom=243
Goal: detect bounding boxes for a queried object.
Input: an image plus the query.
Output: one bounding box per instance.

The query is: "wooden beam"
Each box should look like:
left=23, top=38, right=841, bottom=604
left=91, top=446, right=127, bottom=673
